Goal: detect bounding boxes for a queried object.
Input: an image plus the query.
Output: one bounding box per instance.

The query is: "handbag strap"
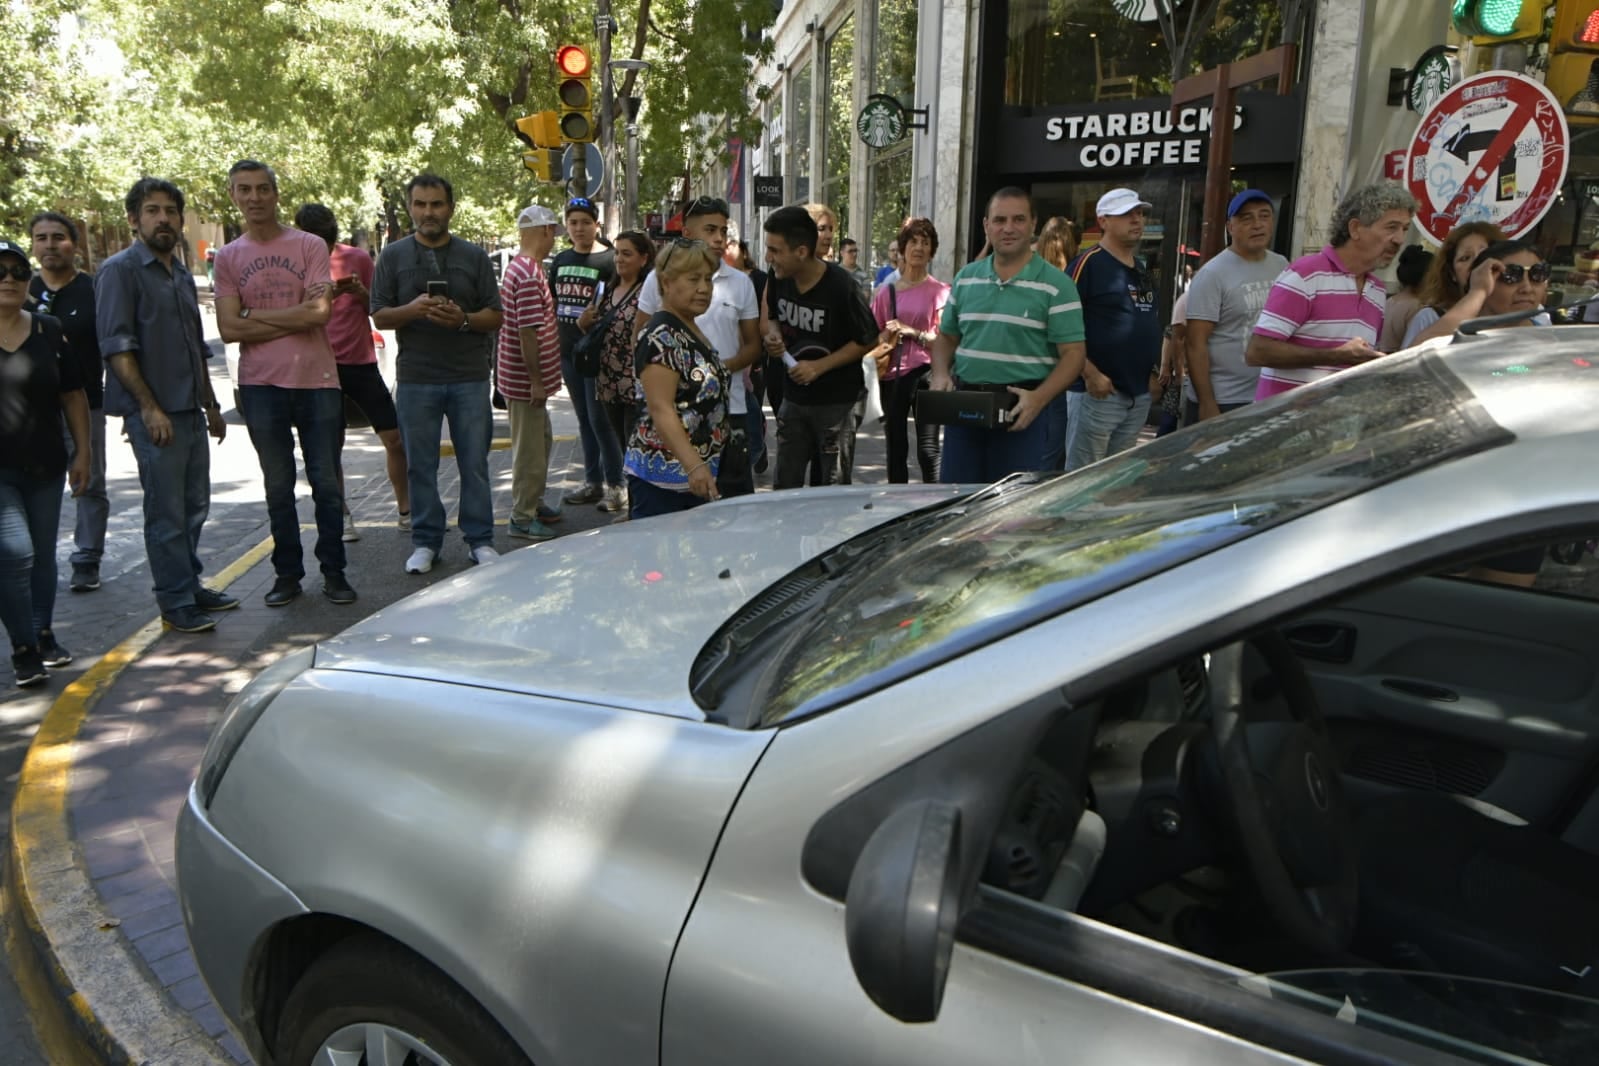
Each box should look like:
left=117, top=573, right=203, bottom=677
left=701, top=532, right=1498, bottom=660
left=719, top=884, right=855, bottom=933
left=886, top=282, right=904, bottom=375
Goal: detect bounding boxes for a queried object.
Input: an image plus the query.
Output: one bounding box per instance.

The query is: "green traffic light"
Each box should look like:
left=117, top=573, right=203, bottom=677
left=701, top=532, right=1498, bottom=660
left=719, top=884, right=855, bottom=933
left=1453, top=0, right=1525, bottom=37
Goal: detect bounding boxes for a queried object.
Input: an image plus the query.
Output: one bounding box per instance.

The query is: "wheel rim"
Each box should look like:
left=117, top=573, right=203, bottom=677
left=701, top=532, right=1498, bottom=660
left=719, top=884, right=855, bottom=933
left=311, top=1022, right=455, bottom=1066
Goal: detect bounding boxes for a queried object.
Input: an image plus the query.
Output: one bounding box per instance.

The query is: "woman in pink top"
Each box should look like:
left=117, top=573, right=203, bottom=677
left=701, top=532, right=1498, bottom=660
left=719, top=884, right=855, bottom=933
left=871, top=218, right=950, bottom=484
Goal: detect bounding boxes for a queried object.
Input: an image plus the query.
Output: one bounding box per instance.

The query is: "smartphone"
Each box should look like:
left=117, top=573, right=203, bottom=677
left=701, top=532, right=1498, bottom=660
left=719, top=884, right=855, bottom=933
left=426, top=280, right=448, bottom=298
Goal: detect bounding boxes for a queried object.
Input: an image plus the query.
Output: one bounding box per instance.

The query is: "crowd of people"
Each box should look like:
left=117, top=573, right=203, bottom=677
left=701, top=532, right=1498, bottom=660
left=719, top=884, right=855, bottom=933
left=2, top=163, right=1563, bottom=688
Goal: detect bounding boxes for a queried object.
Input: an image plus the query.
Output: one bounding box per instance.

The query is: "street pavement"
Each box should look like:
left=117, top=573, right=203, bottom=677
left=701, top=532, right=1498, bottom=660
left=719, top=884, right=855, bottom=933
left=0, top=291, right=900, bottom=1061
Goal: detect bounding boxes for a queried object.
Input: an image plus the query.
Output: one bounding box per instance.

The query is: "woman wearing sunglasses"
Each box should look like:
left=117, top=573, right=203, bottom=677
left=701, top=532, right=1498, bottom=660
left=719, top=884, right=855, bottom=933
left=623, top=240, right=730, bottom=518
left=0, top=239, right=91, bottom=687
left=1407, top=231, right=1553, bottom=345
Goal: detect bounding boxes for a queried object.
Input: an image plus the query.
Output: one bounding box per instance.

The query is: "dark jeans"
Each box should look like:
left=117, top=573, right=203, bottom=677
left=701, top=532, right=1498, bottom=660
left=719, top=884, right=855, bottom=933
left=627, top=474, right=704, bottom=519
left=61, top=407, right=108, bottom=565
left=603, top=400, right=638, bottom=458
left=125, top=409, right=210, bottom=612
left=775, top=399, right=858, bottom=490
left=1183, top=399, right=1252, bottom=425
left=939, top=414, right=1051, bottom=485
left=561, top=350, right=624, bottom=487
left=240, top=385, right=346, bottom=581
left=839, top=393, right=866, bottom=485
left=0, top=467, right=64, bottom=649
left=882, top=365, right=940, bottom=484
left=396, top=380, right=494, bottom=552
left=1039, top=391, right=1070, bottom=472
left=745, top=375, right=768, bottom=469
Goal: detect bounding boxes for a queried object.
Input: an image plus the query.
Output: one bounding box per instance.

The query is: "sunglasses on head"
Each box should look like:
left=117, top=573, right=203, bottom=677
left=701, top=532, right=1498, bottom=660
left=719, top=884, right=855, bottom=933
left=663, top=237, right=709, bottom=271
left=686, top=195, right=730, bottom=218
left=1498, top=262, right=1550, bottom=285
left=566, top=197, right=597, bottom=216
left=0, top=261, right=30, bottom=282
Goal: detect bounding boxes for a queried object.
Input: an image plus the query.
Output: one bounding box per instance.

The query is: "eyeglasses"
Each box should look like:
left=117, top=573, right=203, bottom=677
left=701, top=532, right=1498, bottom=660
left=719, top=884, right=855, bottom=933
left=0, top=262, right=30, bottom=282
left=1498, top=262, right=1551, bottom=285
left=686, top=195, right=730, bottom=219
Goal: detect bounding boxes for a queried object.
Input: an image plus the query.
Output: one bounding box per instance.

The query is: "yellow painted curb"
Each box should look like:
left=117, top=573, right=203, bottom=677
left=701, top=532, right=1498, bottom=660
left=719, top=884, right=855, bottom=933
left=6, top=536, right=274, bottom=1066
left=438, top=434, right=574, bottom=457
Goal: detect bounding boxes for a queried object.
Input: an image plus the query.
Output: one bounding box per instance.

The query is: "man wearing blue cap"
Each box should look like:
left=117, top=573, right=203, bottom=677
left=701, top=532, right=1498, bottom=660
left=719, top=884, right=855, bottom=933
left=1182, top=190, right=1288, bottom=422
left=1064, top=188, right=1162, bottom=470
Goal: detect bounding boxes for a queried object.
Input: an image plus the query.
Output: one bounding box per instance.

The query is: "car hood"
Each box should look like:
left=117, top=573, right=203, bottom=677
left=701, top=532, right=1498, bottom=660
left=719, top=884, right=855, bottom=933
left=314, top=484, right=966, bottom=718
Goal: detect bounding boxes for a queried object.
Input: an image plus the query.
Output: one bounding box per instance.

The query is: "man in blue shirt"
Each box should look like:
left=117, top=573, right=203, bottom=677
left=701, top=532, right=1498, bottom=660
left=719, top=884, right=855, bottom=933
left=1064, top=188, right=1163, bottom=470
left=97, top=178, right=236, bottom=633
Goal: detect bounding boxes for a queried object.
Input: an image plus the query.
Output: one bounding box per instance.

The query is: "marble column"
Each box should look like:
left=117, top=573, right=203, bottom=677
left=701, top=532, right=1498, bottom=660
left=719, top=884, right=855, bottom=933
left=1292, top=0, right=1367, bottom=253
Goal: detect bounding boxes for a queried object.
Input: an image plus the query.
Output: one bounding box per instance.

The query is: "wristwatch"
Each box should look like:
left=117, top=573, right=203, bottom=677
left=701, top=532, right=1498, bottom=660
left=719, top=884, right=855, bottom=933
left=456, top=316, right=472, bottom=334
left=239, top=307, right=251, bottom=319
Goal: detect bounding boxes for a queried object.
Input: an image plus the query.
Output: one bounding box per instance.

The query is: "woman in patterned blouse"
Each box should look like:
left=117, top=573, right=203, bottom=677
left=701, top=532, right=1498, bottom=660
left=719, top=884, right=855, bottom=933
left=583, top=230, right=653, bottom=476
left=623, top=240, right=730, bottom=518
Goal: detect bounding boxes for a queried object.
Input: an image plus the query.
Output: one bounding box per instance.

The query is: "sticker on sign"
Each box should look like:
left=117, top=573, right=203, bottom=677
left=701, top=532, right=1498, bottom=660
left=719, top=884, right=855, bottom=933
left=1405, top=71, right=1569, bottom=244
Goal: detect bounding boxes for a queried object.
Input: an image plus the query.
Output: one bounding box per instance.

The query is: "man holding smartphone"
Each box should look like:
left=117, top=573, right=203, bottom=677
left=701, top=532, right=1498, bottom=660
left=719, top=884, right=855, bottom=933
left=370, top=173, right=504, bottom=575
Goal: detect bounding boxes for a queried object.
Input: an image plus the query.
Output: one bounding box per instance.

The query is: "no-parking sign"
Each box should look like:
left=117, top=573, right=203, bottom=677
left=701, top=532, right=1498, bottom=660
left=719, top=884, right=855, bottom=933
left=1405, top=71, right=1569, bottom=243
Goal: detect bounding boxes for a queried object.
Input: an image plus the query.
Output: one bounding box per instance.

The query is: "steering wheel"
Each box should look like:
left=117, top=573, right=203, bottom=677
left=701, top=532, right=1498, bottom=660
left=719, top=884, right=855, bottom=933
left=1209, top=633, right=1358, bottom=955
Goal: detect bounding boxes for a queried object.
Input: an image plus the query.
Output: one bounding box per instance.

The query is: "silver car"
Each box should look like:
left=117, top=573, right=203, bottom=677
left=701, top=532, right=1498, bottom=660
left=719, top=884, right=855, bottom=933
left=179, top=326, right=1599, bottom=1066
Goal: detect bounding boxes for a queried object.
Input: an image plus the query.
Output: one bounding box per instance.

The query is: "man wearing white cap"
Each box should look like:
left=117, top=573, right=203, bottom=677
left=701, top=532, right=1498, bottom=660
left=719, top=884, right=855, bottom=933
left=1063, top=188, right=1162, bottom=470
left=499, top=204, right=564, bottom=541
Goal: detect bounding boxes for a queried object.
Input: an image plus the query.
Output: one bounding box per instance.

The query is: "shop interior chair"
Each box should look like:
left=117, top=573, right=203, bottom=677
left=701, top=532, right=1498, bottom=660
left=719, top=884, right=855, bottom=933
left=1094, top=37, right=1139, bottom=102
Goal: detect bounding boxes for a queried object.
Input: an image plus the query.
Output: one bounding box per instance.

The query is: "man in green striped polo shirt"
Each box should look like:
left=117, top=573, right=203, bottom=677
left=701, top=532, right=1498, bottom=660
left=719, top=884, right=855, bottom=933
left=929, top=187, right=1085, bottom=483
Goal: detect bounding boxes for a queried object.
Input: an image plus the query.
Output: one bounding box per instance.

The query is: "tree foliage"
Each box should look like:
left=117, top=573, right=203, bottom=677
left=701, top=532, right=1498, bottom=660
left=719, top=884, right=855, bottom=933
left=2, top=0, right=773, bottom=239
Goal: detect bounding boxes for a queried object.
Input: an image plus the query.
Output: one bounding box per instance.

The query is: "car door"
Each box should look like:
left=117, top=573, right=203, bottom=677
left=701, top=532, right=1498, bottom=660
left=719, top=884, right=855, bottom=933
left=1286, top=544, right=1599, bottom=847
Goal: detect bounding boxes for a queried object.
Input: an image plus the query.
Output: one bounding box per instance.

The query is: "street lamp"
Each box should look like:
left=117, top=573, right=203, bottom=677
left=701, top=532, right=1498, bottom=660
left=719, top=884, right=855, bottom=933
left=609, top=59, right=652, bottom=231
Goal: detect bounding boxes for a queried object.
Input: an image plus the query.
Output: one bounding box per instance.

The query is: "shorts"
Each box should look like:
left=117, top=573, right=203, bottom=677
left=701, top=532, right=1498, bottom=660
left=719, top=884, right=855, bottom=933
left=337, top=361, right=398, bottom=433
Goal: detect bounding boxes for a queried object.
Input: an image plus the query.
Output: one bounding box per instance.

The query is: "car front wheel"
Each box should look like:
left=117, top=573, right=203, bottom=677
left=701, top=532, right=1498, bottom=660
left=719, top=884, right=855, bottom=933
left=276, top=934, right=532, bottom=1066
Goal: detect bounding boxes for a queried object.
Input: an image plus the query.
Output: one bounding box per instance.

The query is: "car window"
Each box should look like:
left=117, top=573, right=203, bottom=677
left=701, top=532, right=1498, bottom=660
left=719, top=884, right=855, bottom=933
left=755, top=354, right=1513, bottom=726
left=1445, top=538, right=1599, bottom=598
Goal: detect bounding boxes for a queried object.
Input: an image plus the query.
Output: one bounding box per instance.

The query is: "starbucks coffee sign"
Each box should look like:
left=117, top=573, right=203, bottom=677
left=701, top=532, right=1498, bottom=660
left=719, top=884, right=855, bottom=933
left=1408, top=45, right=1458, bottom=114
left=857, top=94, right=908, bottom=149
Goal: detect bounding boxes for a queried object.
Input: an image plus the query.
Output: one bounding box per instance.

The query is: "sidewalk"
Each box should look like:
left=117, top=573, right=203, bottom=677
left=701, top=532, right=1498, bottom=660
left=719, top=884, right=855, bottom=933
left=8, top=396, right=896, bottom=1063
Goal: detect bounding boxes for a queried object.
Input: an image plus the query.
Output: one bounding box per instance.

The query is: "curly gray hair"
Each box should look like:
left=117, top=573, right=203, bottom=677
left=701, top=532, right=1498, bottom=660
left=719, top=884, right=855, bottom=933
left=1328, top=181, right=1417, bottom=247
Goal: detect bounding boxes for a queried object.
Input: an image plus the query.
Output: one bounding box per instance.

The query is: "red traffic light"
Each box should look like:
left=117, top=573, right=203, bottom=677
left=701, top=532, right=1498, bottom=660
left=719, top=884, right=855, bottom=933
left=557, top=45, right=591, bottom=78
left=1583, top=10, right=1599, bottom=44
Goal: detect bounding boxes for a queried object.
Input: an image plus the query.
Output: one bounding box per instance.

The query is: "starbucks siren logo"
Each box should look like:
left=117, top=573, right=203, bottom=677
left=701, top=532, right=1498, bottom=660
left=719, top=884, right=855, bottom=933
left=857, top=95, right=907, bottom=149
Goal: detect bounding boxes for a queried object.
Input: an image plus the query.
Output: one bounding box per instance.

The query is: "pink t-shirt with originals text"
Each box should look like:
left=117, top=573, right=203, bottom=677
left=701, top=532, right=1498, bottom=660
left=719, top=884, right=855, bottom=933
left=214, top=227, right=339, bottom=389
left=1250, top=245, right=1385, bottom=400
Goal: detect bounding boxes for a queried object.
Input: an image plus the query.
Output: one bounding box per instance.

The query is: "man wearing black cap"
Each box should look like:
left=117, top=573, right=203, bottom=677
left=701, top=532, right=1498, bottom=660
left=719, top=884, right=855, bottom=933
left=1064, top=188, right=1162, bottom=470
left=1182, top=190, right=1288, bottom=423
left=550, top=197, right=620, bottom=510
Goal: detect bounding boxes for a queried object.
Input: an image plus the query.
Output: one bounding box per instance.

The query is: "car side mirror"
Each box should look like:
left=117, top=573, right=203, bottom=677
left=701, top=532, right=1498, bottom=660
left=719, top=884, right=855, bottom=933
left=844, top=799, right=963, bottom=1023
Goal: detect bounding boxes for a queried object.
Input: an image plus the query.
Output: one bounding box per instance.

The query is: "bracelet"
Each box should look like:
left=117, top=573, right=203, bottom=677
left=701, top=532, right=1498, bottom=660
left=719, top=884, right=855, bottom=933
left=686, top=460, right=707, bottom=478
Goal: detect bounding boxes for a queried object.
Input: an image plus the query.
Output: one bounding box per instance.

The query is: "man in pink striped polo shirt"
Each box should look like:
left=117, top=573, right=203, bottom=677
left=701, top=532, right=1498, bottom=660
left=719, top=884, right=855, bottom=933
left=1247, top=182, right=1416, bottom=399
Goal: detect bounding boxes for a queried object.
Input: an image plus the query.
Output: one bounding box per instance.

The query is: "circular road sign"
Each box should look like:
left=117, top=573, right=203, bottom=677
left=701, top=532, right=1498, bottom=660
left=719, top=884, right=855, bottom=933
left=1405, top=71, right=1569, bottom=243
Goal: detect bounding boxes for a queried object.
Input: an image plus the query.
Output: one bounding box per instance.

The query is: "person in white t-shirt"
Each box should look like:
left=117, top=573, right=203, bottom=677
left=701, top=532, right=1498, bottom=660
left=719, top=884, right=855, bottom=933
left=632, top=196, right=761, bottom=496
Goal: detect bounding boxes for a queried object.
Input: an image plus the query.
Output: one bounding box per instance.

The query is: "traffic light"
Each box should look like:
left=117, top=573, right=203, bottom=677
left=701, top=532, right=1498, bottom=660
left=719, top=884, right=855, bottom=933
left=1451, top=0, right=1542, bottom=40
left=1550, top=1, right=1599, bottom=123
left=556, top=44, right=595, bottom=143
left=515, top=111, right=562, bottom=149
left=523, top=149, right=562, bottom=183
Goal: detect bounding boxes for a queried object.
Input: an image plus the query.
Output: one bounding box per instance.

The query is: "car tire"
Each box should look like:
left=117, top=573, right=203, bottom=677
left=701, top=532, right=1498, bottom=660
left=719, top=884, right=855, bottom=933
left=276, top=934, right=532, bottom=1066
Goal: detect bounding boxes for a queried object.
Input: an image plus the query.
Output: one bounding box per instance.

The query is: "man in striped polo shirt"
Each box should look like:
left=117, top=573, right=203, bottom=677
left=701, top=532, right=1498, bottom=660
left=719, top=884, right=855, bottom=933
left=1247, top=181, right=1416, bottom=398
left=498, top=204, right=564, bottom=541
left=929, top=187, right=1086, bottom=483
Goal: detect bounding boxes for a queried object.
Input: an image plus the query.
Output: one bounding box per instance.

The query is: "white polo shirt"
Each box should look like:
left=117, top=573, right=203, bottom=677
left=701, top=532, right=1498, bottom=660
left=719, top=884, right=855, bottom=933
left=638, top=261, right=758, bottom=414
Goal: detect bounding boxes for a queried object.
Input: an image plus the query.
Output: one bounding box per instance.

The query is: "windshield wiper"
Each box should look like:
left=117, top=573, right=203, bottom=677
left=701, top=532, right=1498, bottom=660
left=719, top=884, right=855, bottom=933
left=690, top=474, right=1047, bottom=711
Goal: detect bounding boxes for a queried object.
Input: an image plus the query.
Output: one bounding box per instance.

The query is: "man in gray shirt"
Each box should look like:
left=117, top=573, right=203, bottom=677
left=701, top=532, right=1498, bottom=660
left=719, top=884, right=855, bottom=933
left=370, top=173, right=504, bottom=574
left=1183, top=190, right=1288, bottom=423
left=97, top=177, right=236, bottom=633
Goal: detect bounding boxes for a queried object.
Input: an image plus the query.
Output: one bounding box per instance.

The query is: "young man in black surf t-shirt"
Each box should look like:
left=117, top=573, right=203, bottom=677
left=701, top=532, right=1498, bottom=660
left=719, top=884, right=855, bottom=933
left=760, top=206, right=877, bottom=490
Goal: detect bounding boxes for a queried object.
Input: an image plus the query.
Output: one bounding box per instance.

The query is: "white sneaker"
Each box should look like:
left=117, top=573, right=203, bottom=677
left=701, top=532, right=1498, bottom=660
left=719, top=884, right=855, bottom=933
left=342, top=512, right=361, bottom=542
left=470, top=545, right=501, bottom=566
left=597, top=485, right=628, bottom=513
left=404, top=547, right=436, bottom=574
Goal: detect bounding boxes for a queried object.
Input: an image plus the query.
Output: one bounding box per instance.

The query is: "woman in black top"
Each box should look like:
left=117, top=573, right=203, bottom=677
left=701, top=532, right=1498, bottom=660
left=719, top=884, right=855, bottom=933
left=0, top=239, right=90, bottom=687
left=580, top=229, right=654, bottom=482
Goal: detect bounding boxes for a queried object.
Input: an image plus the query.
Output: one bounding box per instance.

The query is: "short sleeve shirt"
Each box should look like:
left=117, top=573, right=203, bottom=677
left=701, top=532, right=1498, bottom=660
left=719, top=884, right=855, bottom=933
left=550, top=247, right=616, bottom=356
left=1, top=313, right=85, bottom=478
left=327, top=244, right=376, bottom=366
left=766, top=262, right=879, bottom=406
left=29, top=272, right=101, bottom=408
left=1067, top=245, right=1162, bottom=397
left=939, top=253, right=1085, bottom=386
left=496, top=255, right=561, bottom=404
left=1252, top=245, right=1385, bottom=398
left=624, top=311, right=731, bottom=491
left=638, top=263, right=759, bottom=414
left=369, top=235, right=501, bottom=385
left=214, top=228, right=339, bottom=389
left=1182, top=248, right=1288, bottom=406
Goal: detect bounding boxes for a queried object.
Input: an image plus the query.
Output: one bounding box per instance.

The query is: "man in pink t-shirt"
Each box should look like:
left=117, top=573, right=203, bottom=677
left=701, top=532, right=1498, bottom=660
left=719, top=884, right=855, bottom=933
left=215, top=160, right=354, bottom=608
left=294, top=203, right=410, bottom=539
left=1247, top=181, right=1416, bottom=399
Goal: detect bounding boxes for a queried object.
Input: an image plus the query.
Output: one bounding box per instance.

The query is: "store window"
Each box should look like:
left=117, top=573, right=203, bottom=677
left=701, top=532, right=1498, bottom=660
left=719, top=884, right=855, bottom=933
left=866, top=0, right=917, bottom=267
left=1006, top=0, right=1288, bottom=108
left=821, top=16, right=855, bottom=237
left=790, top=60, right=813, bottom=204
left=767, top=93, right=783, bottom=200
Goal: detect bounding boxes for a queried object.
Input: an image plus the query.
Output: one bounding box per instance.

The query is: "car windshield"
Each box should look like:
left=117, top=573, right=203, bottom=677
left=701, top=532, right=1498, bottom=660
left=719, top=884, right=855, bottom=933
left=750, top=353, right=1511, bottom=727
left=1241, top=969, right=1599, bottom=1064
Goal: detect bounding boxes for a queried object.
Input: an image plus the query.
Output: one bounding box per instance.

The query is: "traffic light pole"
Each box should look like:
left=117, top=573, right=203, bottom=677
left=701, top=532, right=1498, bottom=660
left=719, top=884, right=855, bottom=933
left=598, top=3, right=615, bottom=214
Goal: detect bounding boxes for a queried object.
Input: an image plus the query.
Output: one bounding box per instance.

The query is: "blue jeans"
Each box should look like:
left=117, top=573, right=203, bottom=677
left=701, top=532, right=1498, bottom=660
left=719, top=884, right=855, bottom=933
left=627, top=475, right=705, bottom=519
left=560, top=350, right=624, bottom=487
left=745, top=404, right=766, bottom=470
left=1039, top=391, right=1070, bottom=472
left=938, top=415, right=1051, bottom=485
left=125, top=410, right=211, bottom=612
left=240, top=386, right=346, bottom=580
left=0, top=468, right=64, bottom=649
left=396, top=380, right=494, bottom=553
left=1066, top=391, right=1152, bottom=471
left=61, top=408, right=109, bottom=565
